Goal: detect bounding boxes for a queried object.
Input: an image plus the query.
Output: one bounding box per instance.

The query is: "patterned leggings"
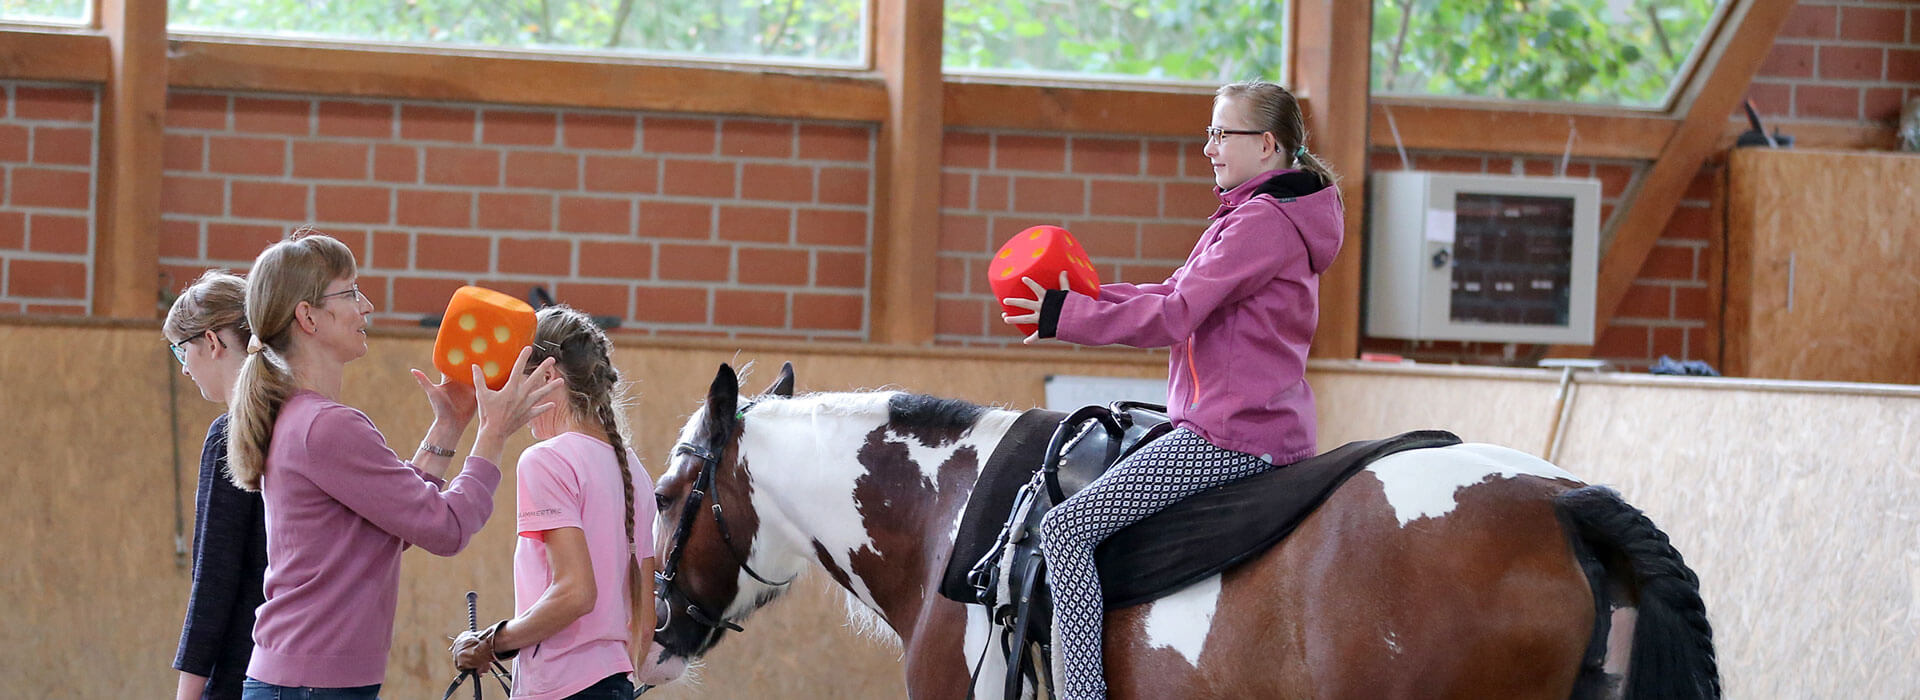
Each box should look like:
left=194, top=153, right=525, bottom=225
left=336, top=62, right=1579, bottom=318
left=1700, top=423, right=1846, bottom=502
left=1038, top=427, right=1273, bottom=700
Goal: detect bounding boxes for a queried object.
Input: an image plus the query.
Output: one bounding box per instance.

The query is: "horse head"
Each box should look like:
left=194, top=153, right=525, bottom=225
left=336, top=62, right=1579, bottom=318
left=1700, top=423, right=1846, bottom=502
left=648, top=361, right=800, bottom=676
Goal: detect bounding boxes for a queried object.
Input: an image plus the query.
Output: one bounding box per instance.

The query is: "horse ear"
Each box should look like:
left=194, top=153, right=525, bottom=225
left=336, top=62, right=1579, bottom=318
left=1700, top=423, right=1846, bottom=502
left=706, top=363, right=739, bottom=433
left=765, top=361, right=795, bottom=398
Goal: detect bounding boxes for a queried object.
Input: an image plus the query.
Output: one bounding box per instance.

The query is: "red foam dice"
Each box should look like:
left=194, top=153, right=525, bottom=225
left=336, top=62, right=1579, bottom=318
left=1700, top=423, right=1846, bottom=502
left=988, top=225, right=1102, bottom=336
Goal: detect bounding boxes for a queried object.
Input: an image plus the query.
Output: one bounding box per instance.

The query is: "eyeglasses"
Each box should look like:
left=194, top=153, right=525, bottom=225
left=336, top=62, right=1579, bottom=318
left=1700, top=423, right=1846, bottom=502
left=167, top=327, right=236, bottom=366
left=317, top=285, right=364, bottom=305
left=1205, top=126, right=1266, bottom=144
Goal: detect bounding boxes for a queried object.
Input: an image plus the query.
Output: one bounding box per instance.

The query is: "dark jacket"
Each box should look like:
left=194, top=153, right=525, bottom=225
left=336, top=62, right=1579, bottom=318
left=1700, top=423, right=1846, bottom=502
left=173, top=414, right=268, bottom=700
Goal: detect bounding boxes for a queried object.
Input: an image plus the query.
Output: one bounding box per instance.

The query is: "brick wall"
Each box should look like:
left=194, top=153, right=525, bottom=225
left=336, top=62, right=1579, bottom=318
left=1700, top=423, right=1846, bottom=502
left=156, top=91, right=876, bottom=342
left=1750, top=0, right=1918, bottom=123
left=0, top=82, right=97, bottom=315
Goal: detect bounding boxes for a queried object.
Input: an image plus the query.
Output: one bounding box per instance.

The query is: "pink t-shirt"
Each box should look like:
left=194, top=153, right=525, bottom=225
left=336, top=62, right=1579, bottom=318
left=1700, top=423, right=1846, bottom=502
left=511, top=431, right=657, bottom=700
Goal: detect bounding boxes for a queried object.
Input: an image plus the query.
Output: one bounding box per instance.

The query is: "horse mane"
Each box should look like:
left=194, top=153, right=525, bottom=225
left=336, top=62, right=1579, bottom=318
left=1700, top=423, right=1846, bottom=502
left=884, top=393, right=988, bottom=433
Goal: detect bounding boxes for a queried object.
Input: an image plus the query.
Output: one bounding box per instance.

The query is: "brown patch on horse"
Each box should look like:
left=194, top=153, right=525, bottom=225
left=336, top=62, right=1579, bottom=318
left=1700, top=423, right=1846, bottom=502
left=845, top=423, right=981, bottom=633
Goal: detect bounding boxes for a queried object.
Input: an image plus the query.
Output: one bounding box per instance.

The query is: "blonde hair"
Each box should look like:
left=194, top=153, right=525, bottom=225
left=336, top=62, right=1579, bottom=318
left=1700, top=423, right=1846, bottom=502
left=527, top=305, right=645, bottom=611
left=226, top=230, right=357, bottom=491
left=165, top=269, right=248, bottom=345
left=1216, top=80, right=1340, bottom=188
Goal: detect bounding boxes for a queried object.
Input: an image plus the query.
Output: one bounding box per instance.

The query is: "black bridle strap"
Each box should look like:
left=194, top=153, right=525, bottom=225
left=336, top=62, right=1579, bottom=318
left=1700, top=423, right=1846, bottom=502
left=655, top=405, right=794, bottom=637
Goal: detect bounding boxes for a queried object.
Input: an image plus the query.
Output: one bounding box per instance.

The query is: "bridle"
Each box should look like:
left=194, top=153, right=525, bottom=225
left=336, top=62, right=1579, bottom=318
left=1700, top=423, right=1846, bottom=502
left=654, top=400, right=795, bottom=642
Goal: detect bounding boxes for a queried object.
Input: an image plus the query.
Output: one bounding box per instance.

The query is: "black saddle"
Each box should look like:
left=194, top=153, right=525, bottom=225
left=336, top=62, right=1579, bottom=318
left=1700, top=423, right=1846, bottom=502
left=938, top=403, right=1461, bottom=698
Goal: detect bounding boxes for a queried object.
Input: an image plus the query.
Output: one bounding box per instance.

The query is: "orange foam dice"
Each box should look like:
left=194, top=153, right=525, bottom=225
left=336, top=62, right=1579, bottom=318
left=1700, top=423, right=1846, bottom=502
left=432, top=286, right=537, bottom=390
left=988, top=225, right=1102, bottom=336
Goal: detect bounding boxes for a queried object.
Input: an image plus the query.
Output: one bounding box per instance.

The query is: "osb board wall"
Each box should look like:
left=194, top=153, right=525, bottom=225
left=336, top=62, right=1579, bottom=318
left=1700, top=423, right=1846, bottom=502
left=4, top=325, right=1916, bottom=697
left=1725, top=148, right=1920, bottom=384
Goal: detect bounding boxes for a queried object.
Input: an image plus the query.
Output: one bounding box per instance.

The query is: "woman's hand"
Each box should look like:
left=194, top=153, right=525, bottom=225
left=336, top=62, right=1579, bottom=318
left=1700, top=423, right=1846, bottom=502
left=470, top=346, right=564, bottom=463
left=412, top=368, right=478, bottom=431
left=999, top=271, right=1070, bottom=345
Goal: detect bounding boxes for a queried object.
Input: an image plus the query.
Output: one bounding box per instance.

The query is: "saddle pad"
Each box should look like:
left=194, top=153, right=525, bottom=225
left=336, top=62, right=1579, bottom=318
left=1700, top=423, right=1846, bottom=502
left=939, top=408, right=1064, bottom=603
left=1096, top=429, right=1463, bottom=609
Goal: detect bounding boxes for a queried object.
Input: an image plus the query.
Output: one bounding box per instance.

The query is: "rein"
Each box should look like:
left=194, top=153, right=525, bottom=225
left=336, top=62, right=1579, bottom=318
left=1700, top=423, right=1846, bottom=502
left=655, top=401, right=795, bottom=640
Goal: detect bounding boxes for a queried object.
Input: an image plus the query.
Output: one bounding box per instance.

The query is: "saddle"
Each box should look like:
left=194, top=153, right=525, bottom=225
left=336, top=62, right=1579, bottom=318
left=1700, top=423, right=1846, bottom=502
left=938, top=403, right=1461, bottom=699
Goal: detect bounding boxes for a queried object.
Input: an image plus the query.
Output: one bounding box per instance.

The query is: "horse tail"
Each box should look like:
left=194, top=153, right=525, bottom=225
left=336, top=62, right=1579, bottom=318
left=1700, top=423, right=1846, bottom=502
left=1555, top=485, right=1719, bottom=700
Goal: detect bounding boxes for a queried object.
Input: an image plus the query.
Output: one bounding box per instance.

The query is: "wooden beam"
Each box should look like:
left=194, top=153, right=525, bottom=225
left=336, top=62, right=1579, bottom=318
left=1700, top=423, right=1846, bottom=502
left=868, top=0, right=944, bottom=346
left=167, top=40, right=889, bottom=122
left=1369, top=101, right=1677, bottom=159
left=0, top=29, right=109, bottom=82
left=943, top=81, right=1212, bottom=137
left=1292, top=0, right=1371, bottom=359
left=1553, top=0, right=1796, bottom=356
left=91, top=0, right=166, bottom=318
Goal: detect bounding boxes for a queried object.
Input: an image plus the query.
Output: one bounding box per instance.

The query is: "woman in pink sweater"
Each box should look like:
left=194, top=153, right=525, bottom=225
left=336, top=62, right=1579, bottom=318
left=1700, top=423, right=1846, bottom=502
left=226, top=231, right=562, bottom=699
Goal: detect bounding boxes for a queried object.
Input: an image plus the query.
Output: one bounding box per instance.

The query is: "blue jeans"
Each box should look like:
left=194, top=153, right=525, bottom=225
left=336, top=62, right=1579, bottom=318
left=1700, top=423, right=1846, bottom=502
left=564, top=674, right=636, bottom=700
left=240, top=679, right=381, bottom=700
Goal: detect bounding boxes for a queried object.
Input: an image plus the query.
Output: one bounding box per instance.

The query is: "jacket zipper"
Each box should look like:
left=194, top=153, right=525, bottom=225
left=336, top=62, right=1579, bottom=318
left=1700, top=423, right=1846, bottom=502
left=1184, top=335, right=1202, bottom=408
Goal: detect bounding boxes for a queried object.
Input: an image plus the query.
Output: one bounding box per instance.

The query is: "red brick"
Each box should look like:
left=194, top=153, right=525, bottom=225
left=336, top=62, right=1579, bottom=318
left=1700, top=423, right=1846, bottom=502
left=792, top=292, right=862, bottom=331
left=815, top=250, right=865, bottom=288
left=401, top=105, right=478, bottom=142
left=30, top=127, right=90, bottom=166
left=1867, top=88, right=1907, bottom=122
left=1746, top=82, right=1792, bottom=118
left=205, top=223, right=287, bottom=262
left=935, top=297, right=984, bottom=337
left=663, top=159, right=737, bottom=198
left=1839, top=7, right=1907, bottom=44
left=315, top=185, right=391, bottom=224
left=23, top=303, right=85, bottom=315
left=26, top=214, right=87, bottom=254
left=496, top=237, right=573, bottom=276
left=1639, top=245, right=1696, bottom=281
left=328, top=229, right=371, bottom=265
left=1145, top=140, right=1182, bottom=177
left=395, top=189, right=473, bottom=228
left=721, top=120, right=794, bottom=158
left=1418, top=154, right=1487, bottom=173
left=158, top=218, right=197, bottom=258
left=1065, top=219, right=1138, bottom=260
left=9, top=168, right=90, bottom=209
left=1009, top=176, right=1084, bottom=214
left=935, top=256, right=968, bottom=295
left=424, top=147, right=501, bottom=186
left=162, top=134, right=203, bottom=171
left=414, top=233, right=491, bottom=272
left=1760, top=43, right=1815, bottom=79
left=943, top=131, right=991, bottom=169
left=1795, top=85, right=1860, bottom=120
left=631, top=285, right=706, bottom=324
left=817, top=167, right=869, bottom=205
left=1140, top=222, right=1198, bottom=260
left=233, top=97, right=311, bottom=135
left=161, top=176, right=226, bottom=216
left=1664, top=205, right=1714, bottom=240
left=1071, top=137, right=1141, bottom=175
left=551, top=282, right=631, bottom=318
left=6, top=259, right=87, bottom=298
left=1781, top=4, right=1837, bottom=40
left=1181, top=145, right=1214, bottom=178
left=1089, top=180, right=1159, bottom=218
left=1674, top=286, right=1712, bottom=323
left=481, top=110, right=557, bottom=146
left=205, top=136, right=286, bottom=176
left=1616, top=284, right=1670, bottom=320
left=657, top=243, right=731, bottom=282
left=735, top=246, right=810, bottom=287
left=317, top=100, right=394, bottom=138
left=941, top=171, right=973, bottom=210
left=0, top=125, right=26, bottom=162
left=374, top=145, right=419, bottom=183
left=165, top=92, right=227, bottom=130
left=292, top=141, right=370, bottom=180
left=1888, top=50, right=1920, bottom=83
left=741, top=163, right=813, bottom=202
left=638, top=201, right=712, bottom=239
left=1163, top=182, right=1219, bottom=219
left=939, top=214, right=989, bottom=254
left=1119, top=262, right=1179, bottom=283
left=796, top=209, right=867, bottom=247
left=350, top=273, right=388, bottom=310
left=713, top=289, right=787, bottom=328
left=1683, top=169, right=1718, bottom=201
left=717, top=206, right=792, bottom=243
left=584, top=155, right=658, bottom=194
left=797, top=124, right=870, bottom=162
left=391, top=276, right=469, bottom=314
left=369, top=231, right=411, bottom=269
left=478, top=193, right=555, bottom=232
left=975, top=175, right=1011, bottom=211
left=578, top=240, right=654, bottom=279
left=1650, top=326, right=1687, bottom=360
left=504, top=151, right=580, bottom=190
left=557, top=196, right=630, bottom=235
left=15, top=86, right=94, bottom=122
left=1819, top=46, right=1885, bottom=81
left=1593, top=164, right=1636, bottom=200
left=562, top=113, right=637, bottom=151
left=642, top=117, right=716, bottom=154
left=995, top=134, right=1067, bottom=172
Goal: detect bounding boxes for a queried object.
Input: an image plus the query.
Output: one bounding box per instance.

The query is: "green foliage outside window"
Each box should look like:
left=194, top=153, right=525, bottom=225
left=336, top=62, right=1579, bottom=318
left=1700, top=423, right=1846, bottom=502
left=1, top=0, right=87, bottom=23
left=944, top=0, right=1287, bottom=83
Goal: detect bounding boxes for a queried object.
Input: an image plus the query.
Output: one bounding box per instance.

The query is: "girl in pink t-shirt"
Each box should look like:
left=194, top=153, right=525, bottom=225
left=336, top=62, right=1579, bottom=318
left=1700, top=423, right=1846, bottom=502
left=451, top=305, right=657, bottom=700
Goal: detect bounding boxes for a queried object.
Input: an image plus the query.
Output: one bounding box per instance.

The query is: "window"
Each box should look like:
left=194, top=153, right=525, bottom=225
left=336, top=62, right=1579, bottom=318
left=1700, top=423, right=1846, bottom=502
left=1371, top=0, right=1727, bottom=107
left=167, top=0, right=867, bottom=67
left=1, top=0, right=87, bottom=24
left=945, top=0, right=1287, bottom=84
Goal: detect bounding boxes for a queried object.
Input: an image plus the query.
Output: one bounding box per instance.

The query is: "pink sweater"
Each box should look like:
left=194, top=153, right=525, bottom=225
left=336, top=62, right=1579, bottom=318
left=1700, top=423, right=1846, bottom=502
left=247, top=390, right=499, bottom=688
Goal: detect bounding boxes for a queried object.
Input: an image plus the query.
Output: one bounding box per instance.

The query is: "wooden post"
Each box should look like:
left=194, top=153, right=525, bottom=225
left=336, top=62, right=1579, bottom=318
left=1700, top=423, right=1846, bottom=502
left=870, top=0, right=944, bottom=346
left=92, top=0, right=166, bottom=318
left=1292, top=0, right=1371, bottom=359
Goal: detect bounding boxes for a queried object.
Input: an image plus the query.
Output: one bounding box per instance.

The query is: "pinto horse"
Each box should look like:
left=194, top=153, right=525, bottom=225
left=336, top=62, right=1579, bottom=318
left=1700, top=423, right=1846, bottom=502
left=646, top=363, right=1718, bottom=699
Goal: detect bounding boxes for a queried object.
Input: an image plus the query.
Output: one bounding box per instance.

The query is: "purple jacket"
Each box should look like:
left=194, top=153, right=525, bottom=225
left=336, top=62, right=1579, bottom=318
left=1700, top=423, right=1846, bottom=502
left=1051, top=168, right=1343, bottom=464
